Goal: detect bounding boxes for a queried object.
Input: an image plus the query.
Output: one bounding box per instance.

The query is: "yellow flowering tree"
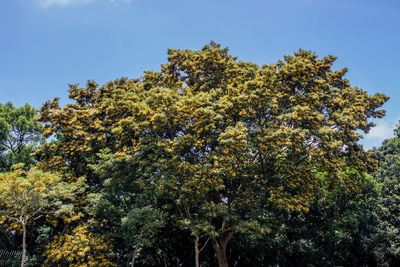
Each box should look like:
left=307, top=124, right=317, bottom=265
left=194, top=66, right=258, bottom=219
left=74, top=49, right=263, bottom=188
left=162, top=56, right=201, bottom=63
left=0, top=165, right=85, bottom=267
left=35, top=43, right=388, bottom=267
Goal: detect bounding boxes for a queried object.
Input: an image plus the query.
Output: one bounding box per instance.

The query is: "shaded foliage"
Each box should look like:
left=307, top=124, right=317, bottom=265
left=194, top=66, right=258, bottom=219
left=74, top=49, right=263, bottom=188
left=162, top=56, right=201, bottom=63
left=372, top=123, right=400, bottom=265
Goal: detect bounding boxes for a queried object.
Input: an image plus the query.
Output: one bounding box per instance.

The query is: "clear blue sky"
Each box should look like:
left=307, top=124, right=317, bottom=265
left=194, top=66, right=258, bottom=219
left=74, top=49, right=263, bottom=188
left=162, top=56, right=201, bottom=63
left=1, top=0, right=399, bottom=148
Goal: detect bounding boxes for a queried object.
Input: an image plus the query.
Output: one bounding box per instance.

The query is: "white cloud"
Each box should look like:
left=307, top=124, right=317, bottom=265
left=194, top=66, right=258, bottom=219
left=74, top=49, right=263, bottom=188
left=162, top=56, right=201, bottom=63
left=108, top=0, right=131, bottom=2
left=38, top=0, right=130, bottom=8
left=39, top=0, right=92, bottom=7
left=361, top=120, right=398, bottom=149
left=366, top=121, right=394, bottom=139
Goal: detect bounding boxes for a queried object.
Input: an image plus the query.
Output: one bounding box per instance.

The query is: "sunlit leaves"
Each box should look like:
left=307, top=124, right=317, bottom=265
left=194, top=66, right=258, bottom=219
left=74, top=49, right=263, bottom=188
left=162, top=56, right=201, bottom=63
left=0, top=166, right=85, bottom=228
left=44, top=224, right=115, bottom=267
left=35, top=43, right=388, bottom=265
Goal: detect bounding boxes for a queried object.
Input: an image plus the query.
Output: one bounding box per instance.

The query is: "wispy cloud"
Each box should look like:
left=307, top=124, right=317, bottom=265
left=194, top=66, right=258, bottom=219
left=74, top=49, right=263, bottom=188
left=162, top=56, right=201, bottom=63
left=108, top=0, right=131, bottom=2
left=38, top=0, right=130, bottom=8
left=39, top=0, right=92, bottom=7
left=367, top=121, right=394, bottom=139
left=362, top=119, right=398, bottom=149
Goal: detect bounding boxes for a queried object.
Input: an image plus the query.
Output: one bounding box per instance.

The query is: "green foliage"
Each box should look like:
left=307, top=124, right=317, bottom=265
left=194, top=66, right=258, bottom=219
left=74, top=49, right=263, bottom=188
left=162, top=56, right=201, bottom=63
left=0, top=102, right=43, bottom=171
left=278, top=173, right=388, bottom=266
left=372, top=122, right=400, bottom=265
left=84, top=152, right=166, bottom=266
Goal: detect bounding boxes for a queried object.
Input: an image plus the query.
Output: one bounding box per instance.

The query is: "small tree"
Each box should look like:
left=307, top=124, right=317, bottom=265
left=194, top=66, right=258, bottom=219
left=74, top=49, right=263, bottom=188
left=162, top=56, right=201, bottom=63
left=0, top=165, right=85, bottom=267
left=86, top=152, right=166, bottom=266
left=121, top=207, right=165, bottom=267
left=0, top=102, right=43, bottom=172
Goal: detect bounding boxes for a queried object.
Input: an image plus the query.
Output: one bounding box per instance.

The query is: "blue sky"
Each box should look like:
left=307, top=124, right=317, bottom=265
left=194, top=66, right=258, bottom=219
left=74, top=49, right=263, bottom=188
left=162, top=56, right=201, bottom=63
left=1, top=0, right=399, bottom=149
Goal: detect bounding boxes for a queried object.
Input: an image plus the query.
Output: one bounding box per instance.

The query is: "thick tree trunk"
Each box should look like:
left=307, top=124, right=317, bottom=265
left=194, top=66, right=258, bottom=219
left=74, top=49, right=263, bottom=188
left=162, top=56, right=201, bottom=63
left=214, top=246, right=229, bottom=267
left=211, top=232, right=233, bottom=267
left=20, top=222, right=26, bottom=267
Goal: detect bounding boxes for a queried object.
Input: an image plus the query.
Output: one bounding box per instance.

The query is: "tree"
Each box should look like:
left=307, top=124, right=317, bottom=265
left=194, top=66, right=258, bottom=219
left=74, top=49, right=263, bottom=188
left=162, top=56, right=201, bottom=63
left=121, top=207, right=165, bottom=267
left=0, top=102, right=42, bottom=172
left=265, top=170, right=391, bottom=266
left=372, top=122, right=400, bottom=265
left=86, top=152, right=166, bottom=266
left=0, top=165, right=85, bottom=267
left=0, top=102, right=44, bottom=253
left=36, top=43, right=388, bottom=266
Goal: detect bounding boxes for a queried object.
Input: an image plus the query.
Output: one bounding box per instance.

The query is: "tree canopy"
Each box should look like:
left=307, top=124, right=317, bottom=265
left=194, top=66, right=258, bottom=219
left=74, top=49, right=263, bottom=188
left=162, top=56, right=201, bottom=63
left=0, top=102, right=42, bottom=171
left=33, top=43, right=388, bottom=266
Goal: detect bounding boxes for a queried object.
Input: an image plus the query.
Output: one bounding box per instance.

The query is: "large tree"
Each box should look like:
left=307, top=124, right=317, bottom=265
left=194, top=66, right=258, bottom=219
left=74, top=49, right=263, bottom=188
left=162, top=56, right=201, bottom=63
left=36, top=43, right=388, bottom=266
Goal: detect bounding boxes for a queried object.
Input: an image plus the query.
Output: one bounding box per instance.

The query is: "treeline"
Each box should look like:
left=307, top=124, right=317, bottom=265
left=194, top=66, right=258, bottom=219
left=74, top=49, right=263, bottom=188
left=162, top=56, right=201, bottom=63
left=0, top=43, right=399, bottom=267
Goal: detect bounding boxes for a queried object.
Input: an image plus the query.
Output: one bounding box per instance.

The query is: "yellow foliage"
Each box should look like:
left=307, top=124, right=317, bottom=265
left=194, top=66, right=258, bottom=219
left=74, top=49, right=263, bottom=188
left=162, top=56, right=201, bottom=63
left=44, top=224, right=115, bottom=267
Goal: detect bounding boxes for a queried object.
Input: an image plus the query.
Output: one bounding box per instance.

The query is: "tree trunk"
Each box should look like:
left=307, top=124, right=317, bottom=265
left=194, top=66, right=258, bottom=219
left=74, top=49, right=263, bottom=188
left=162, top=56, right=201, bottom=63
left=20, top=222, right=26, bottom=267
left=195, top=235, right=200, bottom=267
left=211, top=232, right=233, bottom=267
left=130, top=229, right=144, bottom=267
